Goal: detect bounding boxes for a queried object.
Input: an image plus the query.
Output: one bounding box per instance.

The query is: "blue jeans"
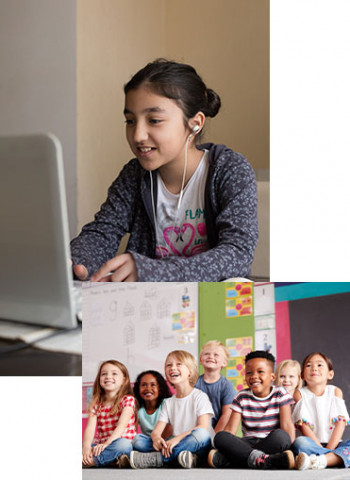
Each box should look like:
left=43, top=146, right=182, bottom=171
left=92, top=438, right=133, bottom=466
left=132, top=428, right=211, bottom=464
left=293, top=436, right=350, bottom=468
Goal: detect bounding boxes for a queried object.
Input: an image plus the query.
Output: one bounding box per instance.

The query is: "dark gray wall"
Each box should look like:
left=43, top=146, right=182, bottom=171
left=0, top=0, right=77, bottom=235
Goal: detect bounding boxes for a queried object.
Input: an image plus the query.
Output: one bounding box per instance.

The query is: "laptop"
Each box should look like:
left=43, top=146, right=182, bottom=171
left=0, top=133, right=78, bottom=328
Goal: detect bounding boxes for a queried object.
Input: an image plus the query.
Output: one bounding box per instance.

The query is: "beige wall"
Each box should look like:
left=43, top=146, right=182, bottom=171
left=77, top=0, right=269, bottom=230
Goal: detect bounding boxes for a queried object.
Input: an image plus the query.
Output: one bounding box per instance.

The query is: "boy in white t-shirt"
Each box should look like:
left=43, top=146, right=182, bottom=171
left=196, top=340, right=236, bottom=432
left=129, top=350, right=214, bottom=469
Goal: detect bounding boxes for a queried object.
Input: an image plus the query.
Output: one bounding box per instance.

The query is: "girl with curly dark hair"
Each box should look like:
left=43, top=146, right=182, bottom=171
left=133, top=370, right=172, bottom=441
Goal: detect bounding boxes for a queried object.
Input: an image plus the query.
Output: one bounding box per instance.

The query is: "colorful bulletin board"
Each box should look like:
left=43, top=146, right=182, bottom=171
left=198, top=282, right=255, bottom=392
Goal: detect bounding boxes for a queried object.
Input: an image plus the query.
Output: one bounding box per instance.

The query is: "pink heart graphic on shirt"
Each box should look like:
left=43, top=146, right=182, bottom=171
left=189, top=243, right=209, bottom=256
left=163, top=224, right=196, bottom=256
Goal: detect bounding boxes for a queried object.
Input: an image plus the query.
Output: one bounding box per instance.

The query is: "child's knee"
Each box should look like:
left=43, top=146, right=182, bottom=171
left=272, top=428, right=292, bottom=448
left=112, top=437, right=132, bottom=455
left=213, top=430, right=232, bottom=449
left=191, top=427, right=211, bottom=444
left=132, top=434, right=151, bottom=452
left=293, top=436, right=311, bottom=452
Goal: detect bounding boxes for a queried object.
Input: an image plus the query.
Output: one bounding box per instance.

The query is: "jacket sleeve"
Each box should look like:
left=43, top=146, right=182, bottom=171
left=130, top=153, right=258, bottom=281
left=70, top=160, right=141, bottom=278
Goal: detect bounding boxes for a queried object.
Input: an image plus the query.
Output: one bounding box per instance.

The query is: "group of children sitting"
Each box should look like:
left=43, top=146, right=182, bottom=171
left=82, top=341, right=350, bottom=470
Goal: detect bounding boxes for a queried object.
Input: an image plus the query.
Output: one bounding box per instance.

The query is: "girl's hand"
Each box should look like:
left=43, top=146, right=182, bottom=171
left=92, top=443, right=107, bottom=457
left=82, top=445, right=94, bottom=466
left=90, top=254, right=137, bottom=282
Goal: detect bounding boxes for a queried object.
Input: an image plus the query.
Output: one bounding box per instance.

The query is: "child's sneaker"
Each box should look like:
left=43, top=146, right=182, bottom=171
left=248, top=449, right=295, bottom=469
left=266, top=450, right=295, bottom=469
left=178, top=451, right=198, bottom=468
left=207, top=449, right=231, bottom=468
left=296, top=453, right=327, bottom=470
left=117, top=454, right=130, bottom=468
left=129, top=451, right=163, bottom=469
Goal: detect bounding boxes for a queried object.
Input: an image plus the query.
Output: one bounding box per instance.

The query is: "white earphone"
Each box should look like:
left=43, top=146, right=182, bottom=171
left=192, top=125, right=200, bottom=133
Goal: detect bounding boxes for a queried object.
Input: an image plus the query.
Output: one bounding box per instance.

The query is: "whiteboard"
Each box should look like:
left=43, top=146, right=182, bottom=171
left=82, top=282, right=198, bottom=383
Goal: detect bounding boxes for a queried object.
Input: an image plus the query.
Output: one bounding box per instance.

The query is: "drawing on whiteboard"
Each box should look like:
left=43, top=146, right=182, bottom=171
left=90, top=302, right=104, bottom=326
left=123, top=301, right=135, bottom=317
left=109, top=300, right=118, bottom=321
left=148, top=323, right=161, bottom=350
left=123, top=321, right=135, bottom=346
left=82, top=282, right=199, bottom=385
left=144, top=286, right=157, bottom=299
left=126, top=347, right=136, bottom=367
left=140, top=300, right=152, bottom=321
left=157, top=298, right=171, bottom=319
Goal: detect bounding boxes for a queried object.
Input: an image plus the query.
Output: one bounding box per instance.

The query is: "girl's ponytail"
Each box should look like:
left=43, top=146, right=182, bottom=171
left=204, top=88, right=221, bottom=118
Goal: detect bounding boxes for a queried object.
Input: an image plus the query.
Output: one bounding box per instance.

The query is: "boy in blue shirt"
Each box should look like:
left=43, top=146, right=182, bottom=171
left=195, top=340, right=236, bottom=432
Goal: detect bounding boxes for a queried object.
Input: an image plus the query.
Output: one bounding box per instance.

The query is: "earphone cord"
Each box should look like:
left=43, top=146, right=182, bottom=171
left=150, top=131, right=193, bottom=256
left=150, top=170, right=162, bottom=257
left=176, top=132, right=191, bottom=212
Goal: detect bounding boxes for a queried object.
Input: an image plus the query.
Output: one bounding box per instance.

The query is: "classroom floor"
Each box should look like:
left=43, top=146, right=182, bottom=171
left=82, top=466, right=349, bottom=480
left=0, top=338, right=82, bottom=376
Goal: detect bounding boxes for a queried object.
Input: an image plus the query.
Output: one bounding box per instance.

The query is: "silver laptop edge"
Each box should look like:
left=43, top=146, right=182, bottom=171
left=0, top=133, right=77, bottom=328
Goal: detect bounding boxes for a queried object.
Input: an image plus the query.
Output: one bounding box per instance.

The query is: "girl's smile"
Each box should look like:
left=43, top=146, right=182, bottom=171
left=277, top=365, right=299, bottom=394
left=139, top=373, right=160, bottom=402
left=124, top=87, right=202, bottom=192
left=303, top=354, right=334, bottom=389
left=100, top=363, right=124, bottom=394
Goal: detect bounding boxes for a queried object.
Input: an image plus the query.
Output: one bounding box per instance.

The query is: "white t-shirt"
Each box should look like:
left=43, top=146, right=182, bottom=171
left=158, top=387, right=214, bottom=437
left=292, top=385, right=350, bottom=443
left=155, top=150, right=209, bottom=258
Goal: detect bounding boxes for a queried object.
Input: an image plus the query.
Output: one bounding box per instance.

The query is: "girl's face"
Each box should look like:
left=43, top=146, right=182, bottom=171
left=165, top=355, right=191, bottom=386
left=139, top=374, right=160, bottom=403
left=302, top=354, right=334, bottom=387
left=99, top=363, right=124, bottom=395
left=124, top=87, right=192, bottom=174
left=277, top=365, right=299, bottom=394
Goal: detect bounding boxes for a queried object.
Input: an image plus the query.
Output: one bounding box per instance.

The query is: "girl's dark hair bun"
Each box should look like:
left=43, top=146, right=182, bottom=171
left=204, top=88, right=221, bottom=118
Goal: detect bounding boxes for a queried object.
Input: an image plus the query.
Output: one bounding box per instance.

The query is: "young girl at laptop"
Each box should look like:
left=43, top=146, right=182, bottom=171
left=82, top=360, right=136, bottom=467
left=70, top=58, right=258, bottom=282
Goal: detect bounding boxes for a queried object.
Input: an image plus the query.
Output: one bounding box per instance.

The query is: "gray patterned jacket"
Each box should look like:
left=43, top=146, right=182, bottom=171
left=70, top=143, right=258, bottom=281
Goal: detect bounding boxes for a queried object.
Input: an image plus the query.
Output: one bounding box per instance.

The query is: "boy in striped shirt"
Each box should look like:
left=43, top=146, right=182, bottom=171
left=209, top=350, right=296, bottom=469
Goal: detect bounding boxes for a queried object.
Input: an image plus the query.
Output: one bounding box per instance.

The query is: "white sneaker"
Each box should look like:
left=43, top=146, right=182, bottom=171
left=178, top=451, right=198, bottom=468
left=296, top=453, right=326, bottom=470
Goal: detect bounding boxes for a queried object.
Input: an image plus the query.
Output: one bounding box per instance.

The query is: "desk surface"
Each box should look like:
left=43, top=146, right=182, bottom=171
left=0, top=339, right=81, bottom=376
